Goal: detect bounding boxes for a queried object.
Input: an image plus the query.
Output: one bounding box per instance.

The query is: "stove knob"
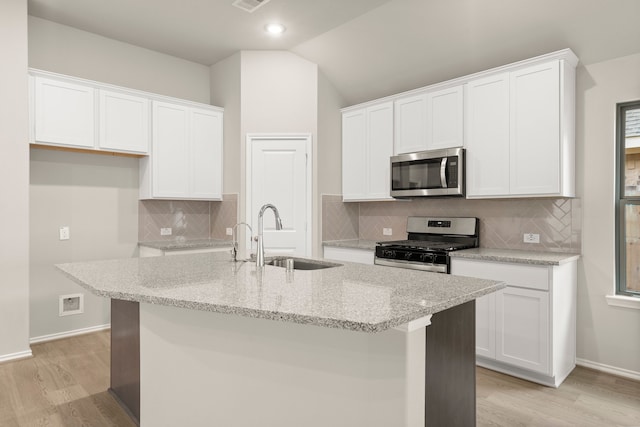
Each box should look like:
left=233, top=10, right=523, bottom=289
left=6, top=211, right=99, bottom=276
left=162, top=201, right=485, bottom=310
left=404, top=252, right=413, bottom=260
left=383, top=249, right=396, bottom=258
left=421, top=253, right=434, bottom=263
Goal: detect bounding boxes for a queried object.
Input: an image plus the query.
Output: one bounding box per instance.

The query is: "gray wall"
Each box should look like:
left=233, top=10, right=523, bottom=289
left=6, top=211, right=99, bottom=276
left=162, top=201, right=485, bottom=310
left=316, top=72, right=344, bottom=255
left=210, top=53, right=242, bottom=194
left=28, top=16, right=211, bottom=104
left=576, top=52, right=640, bottom=374
left=27, top=17, right=212, bottom=340
left=29, top=150, right=139, bottom=339
left=0, top=0, right=30, bottom=360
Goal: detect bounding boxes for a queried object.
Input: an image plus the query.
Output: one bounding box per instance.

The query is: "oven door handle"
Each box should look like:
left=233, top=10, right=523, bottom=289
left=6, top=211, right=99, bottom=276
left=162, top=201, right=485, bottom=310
left=440, top=157, right=448, bottom=188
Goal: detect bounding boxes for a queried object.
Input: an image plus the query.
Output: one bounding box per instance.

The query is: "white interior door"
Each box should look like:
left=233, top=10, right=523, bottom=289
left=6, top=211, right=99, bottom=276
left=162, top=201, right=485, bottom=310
left=248, top=136, right=310, bottom=257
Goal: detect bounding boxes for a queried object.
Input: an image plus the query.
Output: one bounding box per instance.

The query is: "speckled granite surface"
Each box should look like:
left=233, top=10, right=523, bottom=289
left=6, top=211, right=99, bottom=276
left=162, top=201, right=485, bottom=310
left=323, top=239, right=378, bottom=250
left=56, top=252, right=503, bottom=333
left=449, top=248, right=580, bottom=266
left=323, top=241, right=580, bottom=266
left=139, top=238, right=232, bottom=251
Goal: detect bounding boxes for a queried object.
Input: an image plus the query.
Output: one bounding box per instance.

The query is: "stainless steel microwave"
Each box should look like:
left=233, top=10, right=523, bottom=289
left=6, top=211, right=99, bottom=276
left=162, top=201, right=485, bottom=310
left=390, top=147, right=465, bottom=198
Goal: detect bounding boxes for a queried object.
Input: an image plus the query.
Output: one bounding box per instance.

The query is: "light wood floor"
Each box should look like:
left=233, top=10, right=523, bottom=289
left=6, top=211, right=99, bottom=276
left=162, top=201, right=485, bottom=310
left=1, top=330, right=639, bottom=426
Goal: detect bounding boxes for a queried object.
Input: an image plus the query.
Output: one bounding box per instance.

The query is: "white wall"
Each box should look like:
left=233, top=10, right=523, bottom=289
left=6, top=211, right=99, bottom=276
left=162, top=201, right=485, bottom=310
left=27, top=17, right=212, bottom=340
left=0, top=0, right=31, bottom=362
left=576, top=52, right=640, bottom=375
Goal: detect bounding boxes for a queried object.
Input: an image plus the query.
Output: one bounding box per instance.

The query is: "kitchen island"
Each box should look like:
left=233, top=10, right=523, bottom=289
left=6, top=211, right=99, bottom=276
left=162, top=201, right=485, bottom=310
left=57, top=252, right=504, bottom=427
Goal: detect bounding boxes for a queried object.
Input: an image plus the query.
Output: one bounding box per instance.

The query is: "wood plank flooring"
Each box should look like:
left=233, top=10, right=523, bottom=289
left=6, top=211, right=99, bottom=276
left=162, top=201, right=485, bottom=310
left=1, top=330, right=639, bottom=426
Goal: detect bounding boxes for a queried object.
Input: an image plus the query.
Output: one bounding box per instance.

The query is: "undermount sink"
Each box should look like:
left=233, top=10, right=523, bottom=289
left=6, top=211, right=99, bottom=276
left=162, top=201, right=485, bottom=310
left=266, top=257, right=342, bottom=271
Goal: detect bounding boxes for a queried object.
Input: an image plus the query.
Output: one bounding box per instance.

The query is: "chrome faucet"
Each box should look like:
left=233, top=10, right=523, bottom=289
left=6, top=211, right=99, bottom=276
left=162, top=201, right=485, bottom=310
left=256, top=204, right=283, bottom=268
left=231, top=222, right=253, bottom=262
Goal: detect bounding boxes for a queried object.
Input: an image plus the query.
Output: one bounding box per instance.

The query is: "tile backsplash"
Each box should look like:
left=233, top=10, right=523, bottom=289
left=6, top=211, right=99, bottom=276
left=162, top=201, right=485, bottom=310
left=139, top=194, right=238, bottom=242
left=322, top=194, right=581, bottom=253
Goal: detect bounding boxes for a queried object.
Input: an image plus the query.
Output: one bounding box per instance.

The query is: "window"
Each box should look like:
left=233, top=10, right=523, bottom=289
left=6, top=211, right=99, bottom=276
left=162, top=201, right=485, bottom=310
left=616, top=101, right=640, bottom=297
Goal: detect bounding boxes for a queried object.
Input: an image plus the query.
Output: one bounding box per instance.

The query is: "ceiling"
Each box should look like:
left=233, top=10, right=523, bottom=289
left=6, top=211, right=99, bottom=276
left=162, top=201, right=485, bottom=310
left=28, top=0, right=640, bottom=106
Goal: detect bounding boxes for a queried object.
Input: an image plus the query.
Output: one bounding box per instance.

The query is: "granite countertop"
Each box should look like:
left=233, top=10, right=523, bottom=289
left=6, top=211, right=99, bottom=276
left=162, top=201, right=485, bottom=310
left=56, top=252, right=503, bottom=333
left=323, top=240, right=580, bottom=266
left=323, top=239, right=379, bottom=250
left=449, top=248, right=580, bottom=266
left=139, top=238, right=232, bottom=251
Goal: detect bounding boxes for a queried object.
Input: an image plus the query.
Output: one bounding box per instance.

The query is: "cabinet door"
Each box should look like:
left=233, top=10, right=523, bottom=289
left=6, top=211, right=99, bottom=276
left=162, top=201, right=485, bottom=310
left=496, top=286, right=550, bottom=374
left=190, top=108, right=222, bottom=200
left=394, top=93, right=427, bottom=154
left=465, top=73, right=510, bottom=197
left=510, top=61, right=560, bottom=195
left=98, top=89, right=149, bottom=154
left=366, top=102, right=394, bottom=199
left=426, top=85, right=464, bottom=150
left=34, top=76, right=95, bottom=148
left=475, top=293, right=496, bottom=358
left=450, top=259, right=496, bottom=357
left=152, top=101, right=189, bottom=198
left=342, top=109, right=367, bottom=201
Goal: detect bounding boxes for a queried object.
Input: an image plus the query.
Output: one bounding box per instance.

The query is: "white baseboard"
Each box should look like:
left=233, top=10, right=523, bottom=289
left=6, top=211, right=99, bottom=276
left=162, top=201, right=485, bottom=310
left=0, top=349, right=33, bottom=364
left=576, top=358, right=640, bottom=382
left=30, top=323, right=111, bottom=344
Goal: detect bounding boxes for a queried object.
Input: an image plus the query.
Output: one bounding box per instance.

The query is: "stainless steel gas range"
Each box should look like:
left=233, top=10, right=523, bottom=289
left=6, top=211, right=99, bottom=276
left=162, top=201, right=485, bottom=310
left=374, top=217, right=479, bottom=273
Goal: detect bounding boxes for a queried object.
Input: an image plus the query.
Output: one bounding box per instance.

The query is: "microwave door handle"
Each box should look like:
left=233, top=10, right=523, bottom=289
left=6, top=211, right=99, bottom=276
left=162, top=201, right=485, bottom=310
left=440, top=157, right=448, bottom=188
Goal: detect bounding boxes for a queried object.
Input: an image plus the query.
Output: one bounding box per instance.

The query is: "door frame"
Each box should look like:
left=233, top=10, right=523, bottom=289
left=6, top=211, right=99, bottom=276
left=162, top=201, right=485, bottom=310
left=245, top=133, right=313, bottom=257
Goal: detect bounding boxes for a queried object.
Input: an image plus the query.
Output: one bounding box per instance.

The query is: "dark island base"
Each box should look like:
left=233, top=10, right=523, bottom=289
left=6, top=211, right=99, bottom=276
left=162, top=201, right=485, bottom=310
left=110, top=299, right=475, bottom=427
left=426, top=300, right=476, bottom=426
left=110, top=299, right=140, bottom=426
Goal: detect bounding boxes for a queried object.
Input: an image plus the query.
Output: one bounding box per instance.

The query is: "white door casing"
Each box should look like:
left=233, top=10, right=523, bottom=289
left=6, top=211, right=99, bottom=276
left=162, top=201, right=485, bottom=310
left=246, top=134, right=312, bottom=258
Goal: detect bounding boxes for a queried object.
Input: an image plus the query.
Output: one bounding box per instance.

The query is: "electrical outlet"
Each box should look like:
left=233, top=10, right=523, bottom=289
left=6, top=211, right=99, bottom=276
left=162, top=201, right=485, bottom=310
left=383, top=228, right=393, bottom=236
left=59, top=226, right=70, bottom=240
left=226, top=227, right=233, bottom=236
left=160, top=227, right=172, bottom=236
left=523, top=233, right=540, bottom=244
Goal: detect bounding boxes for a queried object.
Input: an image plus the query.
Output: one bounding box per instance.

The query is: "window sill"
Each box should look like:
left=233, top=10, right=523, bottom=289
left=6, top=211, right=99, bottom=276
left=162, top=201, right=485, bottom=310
left=606, top=294, right=640, bottom=310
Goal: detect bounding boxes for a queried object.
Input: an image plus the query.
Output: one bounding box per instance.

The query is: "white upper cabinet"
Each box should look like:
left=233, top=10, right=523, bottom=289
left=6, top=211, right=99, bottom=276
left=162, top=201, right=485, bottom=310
left=98, top=89, right=150, bottom=154
left=509, top=61, right=561, bottom=195
left=465, top=53, right=576, bottom=198
left=393, top=84, right=464, bottom=155
left=465, top=73, right=511, bottom=197
left=340, top=48, right=577, bottom=202
left=426, top=85, right=464, bottom=150
left=342, top=101, right=393, bottom=201
left=190, top=108, right=223, bottom=200
left=140, top=101, right=223, bottom=201
left=342, top=109, right=367, bottom=200
left=33, top=76, right=95, bottom=149
left=394, top=93, right=427, bottom=154
left=31, top=71, right=152, bottom=155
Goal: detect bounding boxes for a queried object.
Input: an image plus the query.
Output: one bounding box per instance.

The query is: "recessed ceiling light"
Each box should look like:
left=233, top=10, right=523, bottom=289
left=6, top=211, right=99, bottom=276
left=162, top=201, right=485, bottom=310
left=265, top=23, right=286, bottom=35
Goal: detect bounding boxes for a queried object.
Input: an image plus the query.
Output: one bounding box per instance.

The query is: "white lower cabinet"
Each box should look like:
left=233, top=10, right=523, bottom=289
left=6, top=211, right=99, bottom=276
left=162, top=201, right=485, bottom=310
left=451, top=257, right=576, bottom=387
left=323, top=246, right=374, bottom=265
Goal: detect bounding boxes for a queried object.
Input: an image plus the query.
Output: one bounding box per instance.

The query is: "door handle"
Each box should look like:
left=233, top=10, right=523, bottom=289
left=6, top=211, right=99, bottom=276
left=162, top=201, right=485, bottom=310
left=440, top=157, right=448, bottom=188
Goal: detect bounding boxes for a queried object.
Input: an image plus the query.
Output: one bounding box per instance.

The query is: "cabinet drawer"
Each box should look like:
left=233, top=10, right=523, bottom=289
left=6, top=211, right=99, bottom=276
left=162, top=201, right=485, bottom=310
left=451, top=258, right=549, bottom=290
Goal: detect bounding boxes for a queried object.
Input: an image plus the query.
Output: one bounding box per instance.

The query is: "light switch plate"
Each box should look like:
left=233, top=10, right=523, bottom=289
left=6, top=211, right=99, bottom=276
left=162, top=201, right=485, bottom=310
left=160, top=227, right=172, bottom=236
left=59, top=226, right=70, bottom=240
left=383, top=228, right=393, bottom=236
left=226, top=228, right=233, bottom=236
